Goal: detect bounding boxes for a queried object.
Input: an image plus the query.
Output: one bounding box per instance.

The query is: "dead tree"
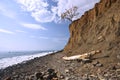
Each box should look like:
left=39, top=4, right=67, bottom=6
left=61, top=6, right=79, bottom=22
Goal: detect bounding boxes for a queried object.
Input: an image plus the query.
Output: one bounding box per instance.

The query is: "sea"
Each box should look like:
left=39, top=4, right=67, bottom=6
left=0, top=50, right=56, bottom=69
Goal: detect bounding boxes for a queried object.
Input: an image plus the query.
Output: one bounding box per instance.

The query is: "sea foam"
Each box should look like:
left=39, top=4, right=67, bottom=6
left=0, top=51, right=53, bottom=69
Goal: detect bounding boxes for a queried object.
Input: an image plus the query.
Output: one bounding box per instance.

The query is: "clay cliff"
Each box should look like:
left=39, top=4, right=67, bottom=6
left=64, top=0, right=120, bottom=59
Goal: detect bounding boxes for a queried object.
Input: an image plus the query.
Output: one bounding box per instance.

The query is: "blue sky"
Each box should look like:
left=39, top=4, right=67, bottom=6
left=0, top=0, right=99, bottom=51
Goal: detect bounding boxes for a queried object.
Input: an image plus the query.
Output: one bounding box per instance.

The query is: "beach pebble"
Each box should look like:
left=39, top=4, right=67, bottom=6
left=96, top=63, right=103, bottom=67
left=93, top=61, right=103, bottom=67
left=5, top=77, right=12, bottom=80
left=52, top=77, right=58, bottom=80
left=25, top=76, right=29, bottom=80
left=47, top=68, right=55, bottom=74
left=65, top=69, right=69, bottom=73
left=117, top=54, right=120, bottom=59
left=29, top=75, right=35, bottom=80
left=59, top=74, right=65, bottom=79
left=35, top=72, right=43, bottom=79
left=43, top=68, right=58, bottom=80
left=13, top=75, right=19, bottom=79
left=65, top=77, right=70, bottom=80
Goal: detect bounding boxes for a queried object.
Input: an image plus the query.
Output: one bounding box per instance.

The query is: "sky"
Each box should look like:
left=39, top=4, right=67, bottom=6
left=0, top=0, right=100, bottom=51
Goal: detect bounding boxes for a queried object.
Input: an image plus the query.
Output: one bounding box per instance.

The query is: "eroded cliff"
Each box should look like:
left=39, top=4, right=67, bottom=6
left=64, top=0, right=120, bottom=58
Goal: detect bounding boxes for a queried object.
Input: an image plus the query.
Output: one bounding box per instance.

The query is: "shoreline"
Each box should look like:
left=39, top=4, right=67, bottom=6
left=0, top=50, right=120, bottom=80
left=0, top=50, right=64, bottom=79
left=0, top=50, right=58, bottom=70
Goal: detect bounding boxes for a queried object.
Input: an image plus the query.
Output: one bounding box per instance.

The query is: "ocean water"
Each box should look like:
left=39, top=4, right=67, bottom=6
left=0, top=50, right=55, bottom=69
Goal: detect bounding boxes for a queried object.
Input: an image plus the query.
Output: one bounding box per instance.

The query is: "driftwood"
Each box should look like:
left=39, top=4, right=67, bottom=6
left=62, top=50, right=101, bottom=61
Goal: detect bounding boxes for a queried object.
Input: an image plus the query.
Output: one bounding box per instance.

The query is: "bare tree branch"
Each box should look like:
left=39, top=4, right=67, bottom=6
left=61, top=6, right=79, bottom=22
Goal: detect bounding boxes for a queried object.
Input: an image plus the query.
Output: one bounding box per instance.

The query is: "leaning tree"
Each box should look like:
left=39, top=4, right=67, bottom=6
left=61, top=6, right=79, bottom=22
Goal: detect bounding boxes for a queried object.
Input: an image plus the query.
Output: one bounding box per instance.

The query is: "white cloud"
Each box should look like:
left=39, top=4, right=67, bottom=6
left=21, top=23, right=47, bottom=30
left=16, top=0, right=100, bottom=23
left=31, top=9, right=55, bottom=23
left=38, top=36, right=49, bottom=39
left=16, top=0, right=54, bottom=23
left=0, top=3, right=17, bottom=19
left=55, top=0, right=100, bottom=21
left=15, top=30, right=27, bottom=33
left=0, top=29, right=15, bottom=34
left=16, top=0, right=49, bottom=12
left=30, top=35, right=48, bottom=39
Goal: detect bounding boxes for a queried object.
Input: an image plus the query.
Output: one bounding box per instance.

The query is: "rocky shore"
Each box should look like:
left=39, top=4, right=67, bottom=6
left=0, top=0, right=120, bottom=79
left=0, top=50, right=120, bottom=80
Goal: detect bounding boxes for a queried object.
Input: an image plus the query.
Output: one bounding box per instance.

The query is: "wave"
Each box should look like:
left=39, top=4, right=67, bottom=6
left=0, top=51, right=54, bottom=69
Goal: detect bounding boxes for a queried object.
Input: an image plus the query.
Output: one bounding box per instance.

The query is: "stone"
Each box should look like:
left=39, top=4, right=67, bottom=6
left=65, top=77, right=70, bottom=80
left=5, top=77, right=12, bottom=80
left=111, top=66, right=117, bottom=70
left=65, top=69, right=69, bottom=73
left=13, top=75, right=19, bottom=78
left=47, top=68, right=55, bottom=74
left=35, top=72, right=43, bottom=79
left=117, top=54, right=120, bottom=59
left=52, top=77, right=58, bottom=80
left=60, top=75, right=65, bottom=79
left=29, top=75, right=35, bottom=80
left=25, top=76, right=30, bottom=80
left=93, top=61, right=103, bottom=67
left=116, top=69, right=120, bottom=74
left=45, top=68, right=58, bottom=80
left=96, top=63, right=103, bottom=67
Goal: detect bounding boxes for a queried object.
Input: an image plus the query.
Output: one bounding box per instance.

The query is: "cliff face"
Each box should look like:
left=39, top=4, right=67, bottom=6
left=64, top=0, right=120, bottom=56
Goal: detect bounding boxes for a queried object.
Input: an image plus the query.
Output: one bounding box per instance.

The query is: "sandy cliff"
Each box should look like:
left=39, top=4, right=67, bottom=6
left=64, top=0, right=120, bottom=58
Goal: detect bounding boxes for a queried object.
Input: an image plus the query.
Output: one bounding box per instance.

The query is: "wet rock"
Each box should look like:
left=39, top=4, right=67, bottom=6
left=116, top=69, right=120, bottom=74
left=25, top=76, right=29, bottom=80
left=44, top=68, right=58, bottom=80
left=35, top=72, right=43, bottom=79
left=19, top=74, right=24, bottom=79
left=117, top=54, right=120, bottom=59
left=111, top=66, right=117, bottom=70
left=29, top=75, right=35, bottom=80
left=59, top=74, right=65, bottom=79
left=65, top=77, right=70, bottom=80
left=82, top=74, right=89, bottom=80
left=5, top=77, right=12, bottom=80
left=13, top=75, right=19, bottom=78
left=96, top=63, right=103, bottom=67
left=65, top=69, right=69, bottom=73
left=47, top=68, right=55, bottom=74
left=89, top=75, right=98, bottom=80
left=43, top=74, right=48, bottom=79
left=52, top=77, right=58, bottom=80
left=93, top=61, right=103, bottom=67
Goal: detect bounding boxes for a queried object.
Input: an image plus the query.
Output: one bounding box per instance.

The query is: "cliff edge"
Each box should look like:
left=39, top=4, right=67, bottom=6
left=64, top=0, right=120, bottom=60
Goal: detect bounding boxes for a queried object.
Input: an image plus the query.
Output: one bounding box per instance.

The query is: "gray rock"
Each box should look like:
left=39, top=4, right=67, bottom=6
left=13, top=75, right=19, bottom=78
left=4, top=77, right=12, bottom=80
left=93, top=61, right=103, bottom=67
left=96, top=63, right=103, bottom=67
left=25, top=76, right=29, bottom=80
left=29, top=75, right=35, bottom=80
left=65, top=77, right=70, bottom=80
left=35, top=72, right=43, bottom=79
left=47, top=68, right=55, bottom=74
left=117, top=54, right=120, bottom=59
left=65, top=69, right=69, bottom=73
left=59, top=74, right=65, bottom=79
